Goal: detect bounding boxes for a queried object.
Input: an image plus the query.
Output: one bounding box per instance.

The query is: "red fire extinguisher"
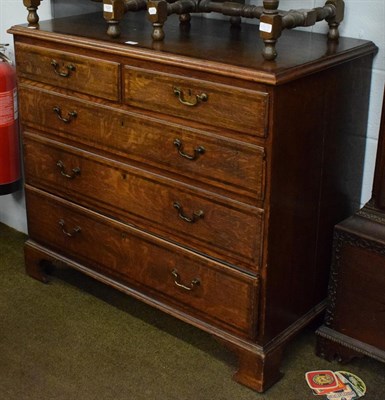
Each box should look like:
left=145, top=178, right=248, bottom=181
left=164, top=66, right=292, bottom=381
left=0, top=44, right=21, bottom=195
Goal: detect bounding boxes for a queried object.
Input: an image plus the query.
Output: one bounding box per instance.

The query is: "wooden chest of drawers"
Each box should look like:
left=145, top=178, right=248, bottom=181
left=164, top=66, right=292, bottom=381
left=9, top=12, right=377, bottom=392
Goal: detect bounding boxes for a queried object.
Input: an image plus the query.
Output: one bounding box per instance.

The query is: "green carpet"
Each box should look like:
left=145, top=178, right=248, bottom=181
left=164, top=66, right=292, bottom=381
left=1, top=222, right=384, bottom=400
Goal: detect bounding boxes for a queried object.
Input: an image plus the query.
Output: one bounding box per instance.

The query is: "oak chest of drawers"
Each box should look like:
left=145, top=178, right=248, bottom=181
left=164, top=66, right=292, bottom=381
left=9, top=11, right=377, bottom=392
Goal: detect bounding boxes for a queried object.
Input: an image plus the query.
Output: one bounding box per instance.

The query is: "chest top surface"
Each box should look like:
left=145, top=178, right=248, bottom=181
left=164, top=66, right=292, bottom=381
left=9, top=11, right=377, bottom=85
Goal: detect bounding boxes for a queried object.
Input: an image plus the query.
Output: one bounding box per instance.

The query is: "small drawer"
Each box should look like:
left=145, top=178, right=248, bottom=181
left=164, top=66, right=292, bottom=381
left=26, top=186, right=260, bottom=339
left=19, top=84, right=266, bottom=204
left=15, top=43, right=120, bottom=101
left=24, top=133, right=264, bottom=272
left=123, top=66, right=269, bottom=138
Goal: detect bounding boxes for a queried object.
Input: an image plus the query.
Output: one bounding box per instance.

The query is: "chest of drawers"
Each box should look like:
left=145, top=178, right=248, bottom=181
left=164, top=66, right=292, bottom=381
left=9, top=11, right=377, bottom=392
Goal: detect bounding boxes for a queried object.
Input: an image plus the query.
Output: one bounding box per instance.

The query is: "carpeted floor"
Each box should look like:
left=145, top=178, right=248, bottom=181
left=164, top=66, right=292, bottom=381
left=1, top=222, right=384, bottom=400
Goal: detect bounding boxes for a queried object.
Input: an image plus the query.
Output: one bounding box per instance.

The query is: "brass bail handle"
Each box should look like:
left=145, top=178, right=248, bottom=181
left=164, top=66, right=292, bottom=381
left=58, top=219, right=81, bottom=237
left=171, top=269, right=200, bottom=291
left=173, top=139, right=205, bottom=161
left=173, top=201, right=204, bottom=223
left=51, top=59, right=76, bottom=78
left=173, top=87, right=208, bottom=107
left=56, top=160, right=81, bottom=179
left=53, top=106, right=78, bottom=124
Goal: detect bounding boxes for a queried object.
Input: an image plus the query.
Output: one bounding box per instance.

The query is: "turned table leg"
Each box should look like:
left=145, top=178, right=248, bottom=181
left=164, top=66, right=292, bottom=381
left=147, top=0, right=168, bottom=41
left=23, top=0, right=42, bottom=26
left=259, top=0, right=282, bottom=61
left=326, top=0, right=345, bottom=40
left=103, top=0, right=126, bottom=38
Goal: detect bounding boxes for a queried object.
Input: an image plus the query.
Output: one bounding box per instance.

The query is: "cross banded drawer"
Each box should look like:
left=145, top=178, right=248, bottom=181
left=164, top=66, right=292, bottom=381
left=23, top=133, right=264, bottom=272
left=15, top=43, right=120, bottom=101
left=123, top=65, right=269, bottom=139
left=18, top=84, right=266, bottom=204
left=26, top=186, right=260, bottom=339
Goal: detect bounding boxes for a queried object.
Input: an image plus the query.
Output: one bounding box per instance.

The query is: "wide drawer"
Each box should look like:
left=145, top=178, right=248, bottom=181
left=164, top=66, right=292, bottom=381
left=26, top=186, right=259, bottom=339
left=15, top=43, right=120, bottom=101
left=123, top=65, right=269, bottom=138
left=24, top=133, right=264, bottom=272
left=19, top=84, right=266, bottom=204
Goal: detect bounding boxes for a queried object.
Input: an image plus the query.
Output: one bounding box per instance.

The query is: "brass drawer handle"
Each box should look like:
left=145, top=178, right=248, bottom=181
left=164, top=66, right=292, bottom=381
left=51, top=59, right=76, bottom=77
left=173, top=87, right=208, bottom=107
left=173, top=138, right=205, bottom=161
left=58, top=219, right=81, bottom=237
left=171, top=269, right=200, bottom=291
left=53, top=106, right=77, bottom=124
left=56, top=160, right=81, bottom=179
left=173, top=201, right=204, bottom=223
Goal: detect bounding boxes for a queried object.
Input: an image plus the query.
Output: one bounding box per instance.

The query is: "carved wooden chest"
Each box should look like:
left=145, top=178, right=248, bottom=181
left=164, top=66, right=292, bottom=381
left=317, top=87, right=385, bottom=364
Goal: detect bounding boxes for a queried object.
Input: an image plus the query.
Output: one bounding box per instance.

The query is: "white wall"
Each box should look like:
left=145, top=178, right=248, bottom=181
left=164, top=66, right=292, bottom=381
left=0, top=0, right=52, bottom=233
left=0, top=0, right=384, bottom=233
left=315, top=0, right=385, bottom=206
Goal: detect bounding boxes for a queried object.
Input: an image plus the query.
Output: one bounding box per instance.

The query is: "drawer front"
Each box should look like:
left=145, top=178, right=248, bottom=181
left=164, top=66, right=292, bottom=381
left=123, top=66, right=269, bottom=138
left=19, top=84, right=266, bottom=203
left=24, top=133, right=263, bottom=271
left=15, top=43, right=120, bottom=101
left=26, top=186, right=259, bottom=339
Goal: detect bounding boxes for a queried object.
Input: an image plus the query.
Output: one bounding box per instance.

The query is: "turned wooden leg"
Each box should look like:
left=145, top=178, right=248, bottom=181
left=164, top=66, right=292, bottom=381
left=230, top=16, right=242, bottom=28
left=179, top=13, right=191, bottom=24
left=259, top=1, right=282, bottom=61
left=326, top=0, right=345, bottom=40
left=23, top=0, right=41, bottom=25
left=217, top=338, right=284, bottom=393
left=103, top=0, right=125, bottom=38
left=147, top=0, right=168, bottom=41
left=24, top=240, right=53, bottom=283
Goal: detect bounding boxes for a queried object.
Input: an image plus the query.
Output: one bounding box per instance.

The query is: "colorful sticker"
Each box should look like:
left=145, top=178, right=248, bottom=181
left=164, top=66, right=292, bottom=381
left=326, top=383, right=360, bottom=400
left=335, top=371, right=366, bottom=397
left=305, top=370, right=366, bottom=399
left=305, top=370, right=339, bottom=391
left=313, top=375, right=346, bottom=395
